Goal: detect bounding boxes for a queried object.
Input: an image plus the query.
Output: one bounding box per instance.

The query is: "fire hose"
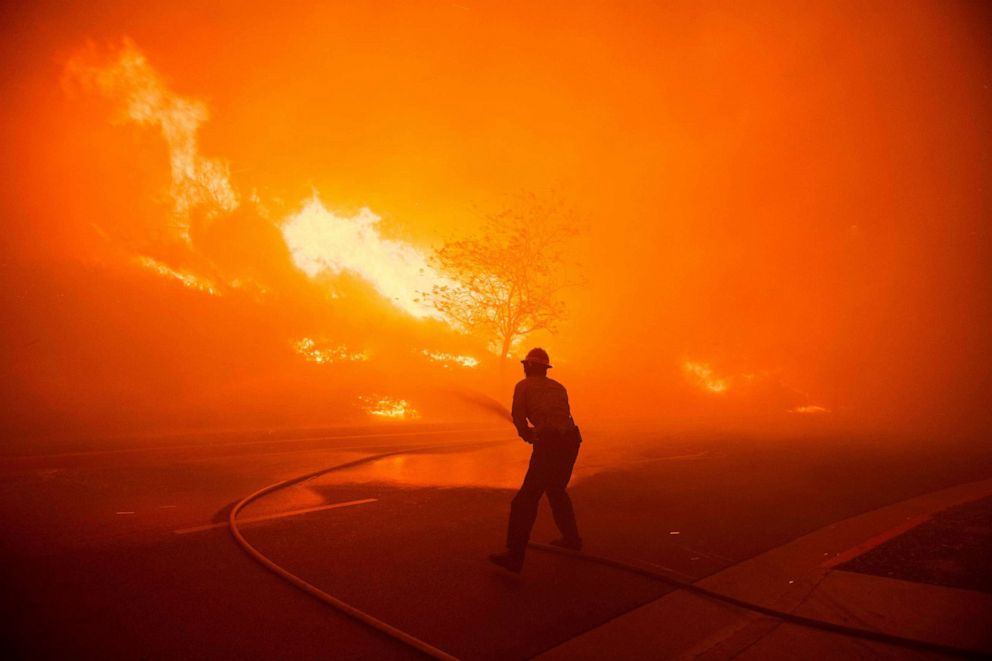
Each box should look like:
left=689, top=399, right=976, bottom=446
left=229, top=440, right=986, bottom=660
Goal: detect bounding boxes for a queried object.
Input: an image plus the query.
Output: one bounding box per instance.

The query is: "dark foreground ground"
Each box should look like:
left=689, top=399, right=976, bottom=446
left=841, top=494, right=992, bottom=594
left=1, top=422, right=990, bottom=659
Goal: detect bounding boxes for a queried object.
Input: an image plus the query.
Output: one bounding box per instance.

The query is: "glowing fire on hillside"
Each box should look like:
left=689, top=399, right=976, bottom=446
left=362, top=396, right=418, bottom=419
left=293, top=338, right=369, bottom=364
left=789, top=405, right=830, bottom=415
left=421, top=350, right=479, bottom=368
left=136, top=256, right=219, bottom=295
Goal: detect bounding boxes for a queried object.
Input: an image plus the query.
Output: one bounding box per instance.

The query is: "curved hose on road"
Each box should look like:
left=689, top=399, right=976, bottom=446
left=229, top=441, right=501, bottom=661
left=230, top=441, right=986, bottom=660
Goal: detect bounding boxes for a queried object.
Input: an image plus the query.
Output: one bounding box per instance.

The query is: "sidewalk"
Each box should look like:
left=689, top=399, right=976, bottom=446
left=536, top=478, right=992, bottom=659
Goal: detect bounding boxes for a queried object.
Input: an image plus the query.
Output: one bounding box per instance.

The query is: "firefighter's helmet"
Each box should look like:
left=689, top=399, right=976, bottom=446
left=521, top=347, right=552, bottom=368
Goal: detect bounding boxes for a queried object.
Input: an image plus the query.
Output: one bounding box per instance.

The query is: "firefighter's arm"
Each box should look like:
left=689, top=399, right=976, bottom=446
left=511, top=382, right=536, bottom=443
left=516, top=425, right=537, bottom=444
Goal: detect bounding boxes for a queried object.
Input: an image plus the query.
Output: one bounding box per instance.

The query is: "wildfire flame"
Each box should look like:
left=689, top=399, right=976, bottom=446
left=135, top=255, right=219, bottom=295
left=293, top=338, right=368, bottom=364
left=361, top=396, right=418, bottom=419
left=682, top=360, right=729, bottom=394
left=65, top=39, right=238, bottom=242
left=281, top=196, right=454, bottom=320
left=789, top=405, right=830, bottom=415
left=421, top=350, right=479, bottom=368
left=66, top=41, right=464, bottom=326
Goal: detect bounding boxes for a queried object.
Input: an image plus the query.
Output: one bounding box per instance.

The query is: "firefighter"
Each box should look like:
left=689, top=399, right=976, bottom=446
left=489, top=347, right=583, bottom=573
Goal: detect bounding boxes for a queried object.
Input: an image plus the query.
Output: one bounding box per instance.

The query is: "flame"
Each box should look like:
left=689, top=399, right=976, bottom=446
left=361, top=395, right=418, bottom=419
left=135, top=256, right=219, bottom=295
left=682, top=360, right=729, bottom=394
left=293, top=338, right=369, bottom=364
left=789, top=405, right=830, bottom=414
left=421, top=350, right=479, bottom=368
left=65, top=39, right=238, bottom=242
left=281, top=195, right=453, bottom=320
left=68, top=42, right=461, bottom=323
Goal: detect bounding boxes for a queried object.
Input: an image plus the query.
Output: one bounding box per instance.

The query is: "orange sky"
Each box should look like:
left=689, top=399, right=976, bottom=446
left=1, top=1, right=990, bottom=441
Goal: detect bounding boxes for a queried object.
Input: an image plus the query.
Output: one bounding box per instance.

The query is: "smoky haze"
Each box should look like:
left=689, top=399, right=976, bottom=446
left=1, top=1, right=989, bottom=444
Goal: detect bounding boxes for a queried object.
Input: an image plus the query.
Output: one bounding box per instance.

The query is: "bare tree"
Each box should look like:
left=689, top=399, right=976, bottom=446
left=426, top=195, right=580, bottom=368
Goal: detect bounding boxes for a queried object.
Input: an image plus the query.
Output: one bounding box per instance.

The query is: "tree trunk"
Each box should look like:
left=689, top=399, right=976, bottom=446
left=498, top=333, right=513, bottom=389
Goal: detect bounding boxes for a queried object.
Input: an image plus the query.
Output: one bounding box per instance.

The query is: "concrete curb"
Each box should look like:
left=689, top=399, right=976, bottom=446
left=536, top=477, right=992, bottom=659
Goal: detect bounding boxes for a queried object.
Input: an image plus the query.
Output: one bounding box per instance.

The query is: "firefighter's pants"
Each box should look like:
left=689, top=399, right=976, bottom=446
left=506, top=437, right=581, bottom=555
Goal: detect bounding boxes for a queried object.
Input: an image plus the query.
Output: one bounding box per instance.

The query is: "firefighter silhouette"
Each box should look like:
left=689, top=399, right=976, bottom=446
left=490, top=348, right=582, bottom=573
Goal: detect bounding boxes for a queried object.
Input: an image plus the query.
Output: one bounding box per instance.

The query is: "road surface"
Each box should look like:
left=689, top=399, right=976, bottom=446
left=2, top=422, right=990, bottom=659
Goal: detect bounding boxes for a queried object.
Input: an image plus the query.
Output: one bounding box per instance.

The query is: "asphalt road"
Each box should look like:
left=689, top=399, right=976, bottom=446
left=2, top=422, right=991, bottom=659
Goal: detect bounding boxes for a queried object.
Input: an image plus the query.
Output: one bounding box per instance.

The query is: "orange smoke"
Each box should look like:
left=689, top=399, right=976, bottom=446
left=65, top=39, right=238, bottom=242
left=0, top=2, right=989, bottom=439
left=682, top=361, right=729, bottom=394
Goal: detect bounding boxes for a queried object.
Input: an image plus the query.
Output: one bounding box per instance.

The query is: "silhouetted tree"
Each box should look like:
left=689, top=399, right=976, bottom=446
left=426, top=195, right=579, bottom=368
